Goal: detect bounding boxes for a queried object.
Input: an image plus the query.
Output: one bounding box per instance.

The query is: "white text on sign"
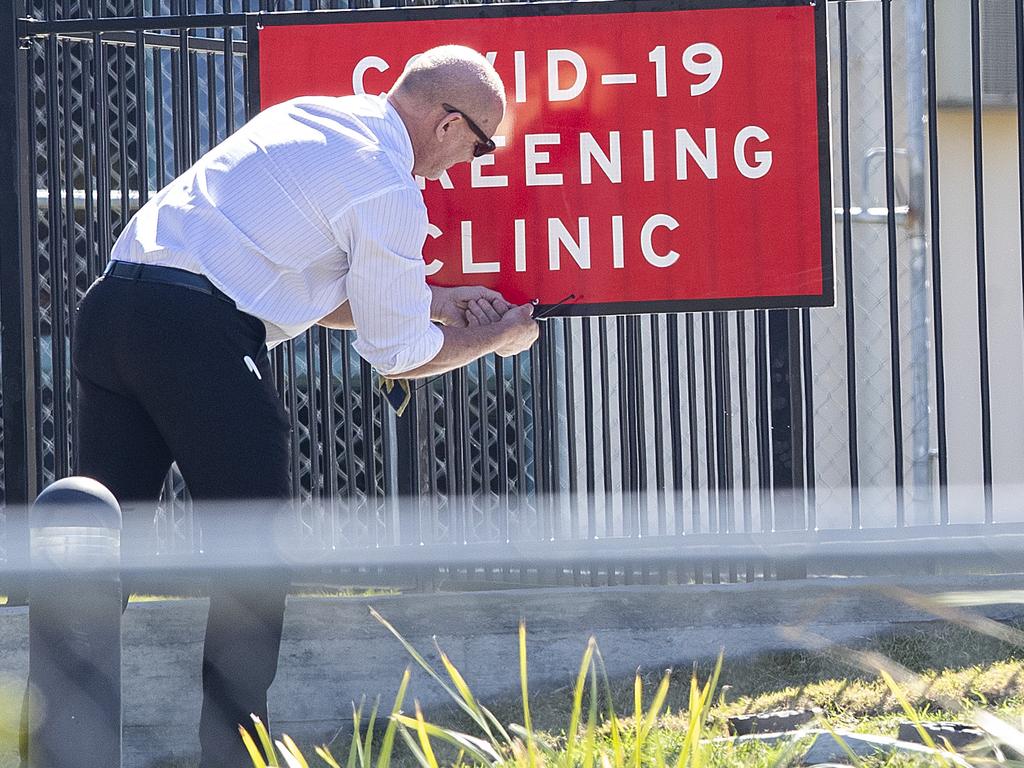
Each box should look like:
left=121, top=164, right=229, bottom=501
left=351, top=44, right=726, bottom=101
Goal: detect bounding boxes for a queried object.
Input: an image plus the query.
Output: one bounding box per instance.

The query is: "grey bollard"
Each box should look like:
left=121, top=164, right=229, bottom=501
left=27, top=477, right=122, bottom=768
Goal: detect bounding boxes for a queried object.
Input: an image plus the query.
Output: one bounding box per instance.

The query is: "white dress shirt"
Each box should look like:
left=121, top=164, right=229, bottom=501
left=110, top=93, right=443, bottom=376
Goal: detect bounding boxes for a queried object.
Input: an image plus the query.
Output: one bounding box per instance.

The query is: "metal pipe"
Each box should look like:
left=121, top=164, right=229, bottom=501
left=881, top=0, right=906, bottom=526
left=18, top=13, right=247, bottom=37
left=735, top=312, right=753, bottom=582
left=905, top=0, right=933, bottom=525
left=69, top=519, right=1024, bottom=573
left=923, top=0, right=949, bottom=526
left=29, top=29, right=247, bottom=54
left=837, top=0, right=861, bottom=528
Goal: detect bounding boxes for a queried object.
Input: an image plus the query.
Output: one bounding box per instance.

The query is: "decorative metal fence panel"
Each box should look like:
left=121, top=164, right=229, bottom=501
left=2, top=0, right=1024, bottom=587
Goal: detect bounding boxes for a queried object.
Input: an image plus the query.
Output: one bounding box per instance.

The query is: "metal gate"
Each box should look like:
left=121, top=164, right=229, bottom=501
left=3, top=0, right=1024, bottom=587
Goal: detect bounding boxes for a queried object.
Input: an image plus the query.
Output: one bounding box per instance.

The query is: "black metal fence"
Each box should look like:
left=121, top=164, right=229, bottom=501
left=3, top=0, right=1024, bottom=587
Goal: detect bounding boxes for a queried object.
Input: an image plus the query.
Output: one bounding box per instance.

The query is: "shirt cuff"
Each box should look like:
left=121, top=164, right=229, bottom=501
left=354, top=322, right=444, bottom=377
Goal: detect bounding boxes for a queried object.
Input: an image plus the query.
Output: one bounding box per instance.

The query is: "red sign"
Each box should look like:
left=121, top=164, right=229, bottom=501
left=255, top=2, right=832, bottom=314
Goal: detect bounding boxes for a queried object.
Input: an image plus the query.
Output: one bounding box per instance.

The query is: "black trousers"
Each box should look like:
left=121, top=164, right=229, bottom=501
left=62, top=274, right=292, bottom=767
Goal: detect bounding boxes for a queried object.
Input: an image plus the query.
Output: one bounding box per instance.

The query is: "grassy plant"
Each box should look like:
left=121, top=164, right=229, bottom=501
left=245, top=609, right=735, bottom=768
left=243, top=608, right=1024, bottom=768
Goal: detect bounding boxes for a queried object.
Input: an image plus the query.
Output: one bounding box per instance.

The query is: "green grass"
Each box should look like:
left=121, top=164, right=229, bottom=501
left=239, top=609, right=1024, bottom=768
left=419, top=618, right=1024, bottom=743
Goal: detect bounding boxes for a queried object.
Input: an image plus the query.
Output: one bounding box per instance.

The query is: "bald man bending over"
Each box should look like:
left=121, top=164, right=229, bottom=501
left=61, top=45, right=536, bottom=768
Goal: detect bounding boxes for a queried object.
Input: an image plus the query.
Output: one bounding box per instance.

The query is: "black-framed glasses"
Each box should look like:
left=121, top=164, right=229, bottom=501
left=442, top=102, right=496, bottom=157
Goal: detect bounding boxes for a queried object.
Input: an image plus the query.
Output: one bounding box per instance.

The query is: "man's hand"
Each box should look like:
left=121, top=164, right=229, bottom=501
left=430, top=285, right=512, bottom=327
left=391, top=300, right=539, bottom=378
left=491, top=302, right=539, bottom=357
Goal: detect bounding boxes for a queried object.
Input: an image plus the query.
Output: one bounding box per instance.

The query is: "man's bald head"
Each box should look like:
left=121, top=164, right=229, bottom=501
left=390, top=45, right=506, bottom=130
left=388, top=45, right=506, bottom=179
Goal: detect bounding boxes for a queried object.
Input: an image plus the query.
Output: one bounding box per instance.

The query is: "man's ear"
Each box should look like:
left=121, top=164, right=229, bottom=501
left=434, top=112, right=458, bottom=142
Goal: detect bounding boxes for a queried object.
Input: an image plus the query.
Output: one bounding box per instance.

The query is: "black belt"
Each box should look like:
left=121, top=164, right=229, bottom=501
left=103, top=261, right=236, bottom=307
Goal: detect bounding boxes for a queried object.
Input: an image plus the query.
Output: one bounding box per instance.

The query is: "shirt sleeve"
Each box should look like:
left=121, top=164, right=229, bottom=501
left=333, top=186, right=444, bottom=376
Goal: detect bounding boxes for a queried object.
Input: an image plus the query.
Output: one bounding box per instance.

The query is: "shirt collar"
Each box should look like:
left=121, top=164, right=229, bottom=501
left=382, top=96, right=415, bottom=175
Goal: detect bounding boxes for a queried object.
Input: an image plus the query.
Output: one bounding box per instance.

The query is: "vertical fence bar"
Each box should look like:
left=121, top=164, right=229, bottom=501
left=616, top=318, right=631, bottom=584
left=837, top=0, right=861, bottom=529
left=340, top=336, right=357, bottom=510
left=905, top=0, right=932, bottom=526
left=713, top=313, right=735, bottom=582
left=425, top=386, right=442, bottom=553
left=360, top=360, right=379, bottom=521
left=493, top=356, right=509, bottom=545
left=924, top=0, right=949, bottom=526
left=881, top=0, right=906, bottom=527
left=458, top=368, right=472, bottom=549
left=318, top=329, right=339, bottom=544
left=395, top=381, right=419, bottom=546
left=473, top=359, right=488, bottom=553
left=562, top=319, right=580, bottom=584
left=204, top=1, right=217, bottom=152
left=800, top=309, right=815, bottom=531
left=649, top=316, right=668, bottom=585
left=115, top=14, right=130, bottom=242
left=701, top=314, right=717, bottom=583
left=43, top=25, right=69, bottom=480
left=581, top=319, right=597, bottom=587
left=735, top=312, right=753, bottom=581
left=478, top=359, right=493, bottom=553
left=61, top=38, right=77, bottom=476
left=598, top=321, right=613, bottom=584
left=285, top=343, right=301, bottom=500
left=631, top=317, right=648, bottom=583
left=28, top=27, right=45, bottom=494
left=91, top=0, right=112, bottom=268
left=62, top=19, right=79, bottom=467
left=153, top=45, right=167, bottom=188
left=453, top=369, right=466, bottom=561
left=666, top=315, right=684, bottom=582
left=544, top=324, right=560, bottom=573
left=80, top=35, right=97, bottom=287
left=134, top=1, right=148, bottom=205
left=754, top=310, right=771, bottom=564
left=512, top=353, right=527, bottom=580
left=171, top=6, right=186, bottom=176
left=527, top=341, right=542, bottom=552
left=223, top=17, right=236, bottom=136
left=684, top=314, right=701, bottom=584
left=306, top=336, right=322, bottom=508
left=615, top=318, right=631, bottom=550
left=769, top=309, right=805, bottom=579
left=0, top=0, right=37, bottom=589
left=969, top=0, right=993, bottom=522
